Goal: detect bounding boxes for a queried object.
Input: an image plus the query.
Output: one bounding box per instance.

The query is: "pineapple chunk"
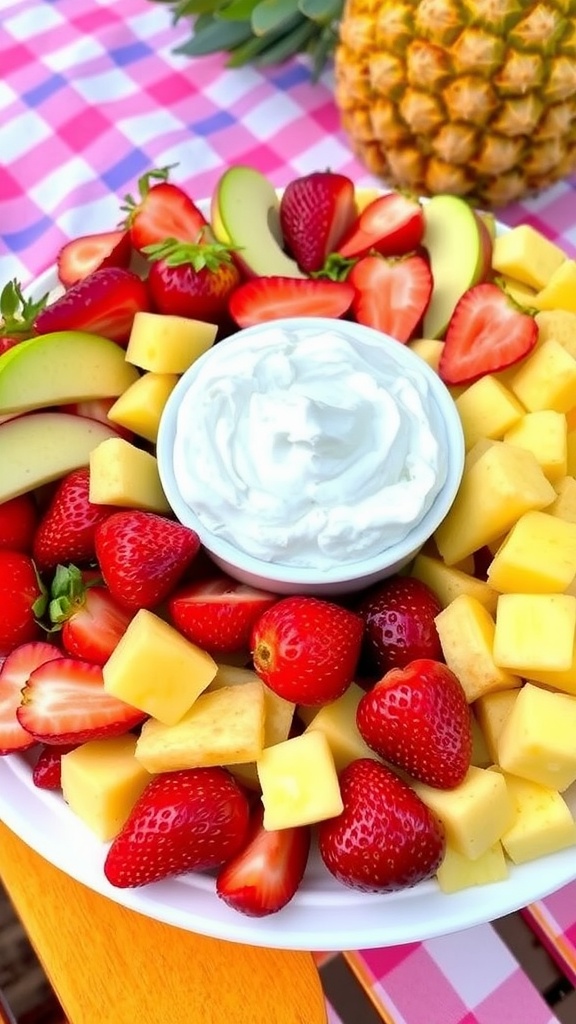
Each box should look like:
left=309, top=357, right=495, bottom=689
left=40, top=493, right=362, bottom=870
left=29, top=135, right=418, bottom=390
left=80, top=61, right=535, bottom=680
left=523, top=637, right=576, bottom=696
left=434, top=441, right=556, bottom=565
left=408, top=338, right=444, bottom=372
left=497, top=682, right=576, bottom=791
left=500, top=276, right=539, bottom=307
left=436, top=841, right=508, bottom=894
left=103, top=609, right=217, bottom=725
left=535, top=310, right=576, bottom=359
left=503, top=410, right=567, bottom=482
left=411, top=553, right=498, bottom=615
left=135, top=681, right=265, bottom=773
left=89, top=437, right=170, bottom=513
left=463, top=437, right=497, bottom=472
left=61, top=735, right=151, bottom=841
left=534, top=259, right=576, bottom=313
left=126, top=311, right=217, bottom=374
left=491, top=226, right=565, bottom=290
left=493, top=593, right=576, bottom=673
left=486, top=510, right=576, bottom=593
left=474, top=688, right=521, bottom=764
left=434, top=594, right=521, bottom=702
left=509, top=340, right=576, bottom=413
left=257, top=731, right=343, bottom=830
left=209, top=664, right=295, bottom=748
left=412, top=766, right=513, bottom=860
left=546, top=476, right=576, bottom=524
left=470, top=711, right=492, bottom=769
left=567, top=431, right=576, bottom=476
left=495, top=770, right=576, bottom=865
left=303, top=682, right=379, bottom=773
left=107, top=372, right=178, bottom=444
left=455, top=376, right=524, bottom=451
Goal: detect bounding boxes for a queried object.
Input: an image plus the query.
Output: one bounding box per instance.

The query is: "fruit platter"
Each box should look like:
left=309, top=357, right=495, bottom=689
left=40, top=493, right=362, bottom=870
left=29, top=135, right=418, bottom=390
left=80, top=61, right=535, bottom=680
left=2, top=165, right=576, bottom=951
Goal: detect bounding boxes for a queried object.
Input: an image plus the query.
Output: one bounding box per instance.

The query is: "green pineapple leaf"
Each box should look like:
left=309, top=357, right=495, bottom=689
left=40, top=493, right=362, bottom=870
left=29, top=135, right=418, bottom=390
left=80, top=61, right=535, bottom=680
left=175, top=15, right=255, bottom=54
left=298, top=0, right=342, bottom=22
left=219, top=0, right=261, bottom=19
left=252, top=0, right=302, bottom=36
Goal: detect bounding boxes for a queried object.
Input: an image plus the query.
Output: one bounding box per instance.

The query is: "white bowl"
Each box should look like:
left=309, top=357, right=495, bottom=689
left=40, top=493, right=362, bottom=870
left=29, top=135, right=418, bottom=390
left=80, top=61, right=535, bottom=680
left=157, top=316, right=465, bottom=595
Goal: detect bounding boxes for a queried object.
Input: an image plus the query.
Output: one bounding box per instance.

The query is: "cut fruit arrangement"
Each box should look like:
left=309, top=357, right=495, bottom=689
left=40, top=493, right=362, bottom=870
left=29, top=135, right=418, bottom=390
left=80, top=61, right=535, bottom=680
left=3, top=163, right=576, bottom=918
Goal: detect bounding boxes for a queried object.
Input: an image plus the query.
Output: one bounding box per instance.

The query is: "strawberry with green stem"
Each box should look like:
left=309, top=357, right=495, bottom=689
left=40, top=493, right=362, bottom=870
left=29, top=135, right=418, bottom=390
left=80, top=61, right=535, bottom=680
left=47, top=564, right=133, bottom=666
left=121, top=166, right=208, bottom=253
left=0, top=279, right=48, bottom=355
left=144, top=233, right=242, bottom=323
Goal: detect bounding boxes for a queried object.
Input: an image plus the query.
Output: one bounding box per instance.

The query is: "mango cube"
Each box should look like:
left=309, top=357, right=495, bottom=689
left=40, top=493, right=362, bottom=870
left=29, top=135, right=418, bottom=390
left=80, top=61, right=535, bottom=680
left=546, top=476, right=576, bottom=524
left=486, top=510, right=576, bottom=593
left=500, top=276, right=539, bottom=307
left=434, top=594, right=521, bottom=702
left=509, top=340, right=576, bottom=413
left=103, top=609, right=217, bottom=725
left=473, top=688, right=520, bottom=764
left=503, top=410, right=567, bottom=482
left=303, top=683, right=379, bottom=773
left=534, top=259, right=576, bottom=313
left=61, top=735, right=151, bottom=841
left=497, top=682, right=576, bottom=790
left=257, top=731, right=343, bottom=830
left=455, top=376, right=524, bottom=451
left=411, top=553, right=498, bottom=615
left=496, top=770, right=576, bottom=864
left=126, top=311, right=217, bottom=374
left=491, top=225, right=565, bottom=290
left=436, top=841, right=508, bottom=894
left=412, top=766, right=513, bottom=860
left=89, top=437, right=170, bottom=513
left=493, top=593, right=576, bottom=673
left=209, top=664, right=294, bottom=748
left=408, top=338, right=444, bottom=372
left=107, top=372, right=178, bottom=443
left=567, top=432, right=576, bottom=476
left=535, top=310, right=576, bottom=359
left=522, top=638, right=576, bottom=696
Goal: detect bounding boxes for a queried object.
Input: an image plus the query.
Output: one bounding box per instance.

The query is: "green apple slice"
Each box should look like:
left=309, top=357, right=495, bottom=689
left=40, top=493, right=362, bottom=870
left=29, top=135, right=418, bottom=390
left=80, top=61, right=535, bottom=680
left=0, top=330, right=140, bottom=415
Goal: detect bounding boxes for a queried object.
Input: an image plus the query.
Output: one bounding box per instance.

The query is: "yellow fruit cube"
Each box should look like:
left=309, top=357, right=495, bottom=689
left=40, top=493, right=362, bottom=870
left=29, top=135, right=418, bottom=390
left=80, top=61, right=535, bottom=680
left=534, top=259, right=576, bottom=313
left=497, top=682, right=576, bottom=790
left=257, top=731, right=343, bottom=830
left=434, top=594, right=521, bottom=702
left=486, top=510, right=576, bottom=593
left=535, top=310, right=576, bottom=359
left=473, top=688, right=520, bottom=763
left=491, top=225, right=565, bottom=290
left=412, top=766, right=513, bottom=860
left=408, top=338, right=444, bottom=372
left=523, top=637, right=576, bottom=696
left=303, top=683, right=379, bottom=773
left=567, top=431, right=576, bottom=476
left=209, top=664, right=294, bottom=748
left=470, top=711, right=492, bottom=769
left=89, top=437, right=170, bottom=513
left=61, top=735, right=151, bottom=841
left=509, top=340, right=576, bottom=413
left=455, top=376, right=524, bottom=451
left=411, top=553, right=498, bottom=615
left=436, top=841, right=508, bottom=894
left=503, top=410, right=567, bottom=482
left=463, top=437, right=498, bottom=472
left=434, top=442, right=555, bottom=565
left=546, top=476, right=576, bottom=524
left=103, top=609, right=217, bottom=725
left=107, top=372, right=178, bottom=444
left=135, top=681, right=265, bottom=773
left=126, top=311, right=217, bottom=374
left=500, top=276, right=539, bottom=307
left=495, top=770, right=576, bottom=864
left=493, top=593, right=576, bottom=673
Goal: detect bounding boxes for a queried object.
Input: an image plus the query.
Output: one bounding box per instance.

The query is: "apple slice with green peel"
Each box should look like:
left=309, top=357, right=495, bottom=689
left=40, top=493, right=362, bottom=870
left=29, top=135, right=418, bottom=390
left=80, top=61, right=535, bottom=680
left=0, top=411, right=119, bottom=502
left=0, top=331, right=140, bottom=416
left=422, top=195, right=491, bottom=340
left=211, top=166, right=305, bottom=279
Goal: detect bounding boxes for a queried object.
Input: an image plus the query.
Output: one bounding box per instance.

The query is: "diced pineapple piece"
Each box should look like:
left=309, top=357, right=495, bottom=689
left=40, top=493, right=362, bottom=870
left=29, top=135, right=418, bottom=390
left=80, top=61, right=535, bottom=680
left=103, top=609, right=217, bottom=725
left=88, top=437, right=170, bottom=513
left=491, top=225, right=565, bottom=290
left=509, top=340, right=576, bottom=414
left=503, top=410, right=567, bottom=482
left=455, top=376, right=524, bottom=451
left=473, top=688, right=521, bottom=764
left=135, top=681, right=265, bottom=773
left=434, top=594, right=521, bottom=702
left=500, top=276, right=539, bottom=307
left=486, top=510, right=576, bottom=593
left=257, top=731, right=343, bottom=830
left=493, top=593, right=576, bottom=673
left=412, top=766, right=513, bottom=860
left=434, top=442, right=555, bottom=565
left=535, top=310, right=576, bottom=359
left=209, top=664, right=295, bottom=748
left=567, top=432, right=576, bottom=476
left=107, top=372, right=178, bottom=443
left=495, top=769, right=576, bottom=864
left=534, top=259, right=576, bottom=313
left=436, top=841, right=508, bottom=894
left=411, top=553, right=499, bottom=615
left=61, top=735, right=151, bottom=841
left=497, top=682, right=576, bottom=791
left=546, top=476, right=576, bottom=524
left=126, top=311, right=217, bottom=374
left=303, top=682, right=379, bottom=773
left=523, top=637, right=576, bottom=696
left=408, top=338, right=444, bottom=372
left=470, top=711, right=492, bottom=768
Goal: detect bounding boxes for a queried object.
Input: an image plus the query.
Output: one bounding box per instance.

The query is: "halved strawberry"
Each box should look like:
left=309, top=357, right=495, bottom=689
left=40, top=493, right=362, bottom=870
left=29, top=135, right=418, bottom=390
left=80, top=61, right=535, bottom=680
left=57, top=230, right=132, bottom=288
left=17, top=658, right=146, bottom=745
left=168, top=574, right=278, bottom=655
left=228, top=276, right=354, bottom=329
left=34, top=267, right=150, bottom=346
left=337, top=192, right=424, bottom=259
left=0, top=641, right=64, bottom=755
left=349, top=254, right=433, bottom=343
left=121, top=168, right=208, bottom=253
left=32, top=743, right=76, bottom=789
left=438, top=281, right=539, bottom=386
left=279, top=171, right=357, bottom=274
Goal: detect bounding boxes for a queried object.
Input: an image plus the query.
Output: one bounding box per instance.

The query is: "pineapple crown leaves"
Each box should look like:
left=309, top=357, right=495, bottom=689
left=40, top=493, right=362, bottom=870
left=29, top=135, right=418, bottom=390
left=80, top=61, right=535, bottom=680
left=142, top=233, right=241, bottom=270
left=0, top=279, right=48, bottom=337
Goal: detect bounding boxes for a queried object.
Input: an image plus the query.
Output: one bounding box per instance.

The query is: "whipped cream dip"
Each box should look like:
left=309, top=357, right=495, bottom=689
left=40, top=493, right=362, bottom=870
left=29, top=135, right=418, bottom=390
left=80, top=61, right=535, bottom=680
left=171, top=321, right=449, bottom=570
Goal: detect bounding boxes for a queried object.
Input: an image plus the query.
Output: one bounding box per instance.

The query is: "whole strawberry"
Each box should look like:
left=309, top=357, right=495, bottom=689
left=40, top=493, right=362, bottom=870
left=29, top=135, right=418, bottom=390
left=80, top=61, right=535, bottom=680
left=33, top=467, right=118, bottom=573
left=48, top=564, right=133, bottom=666
left=95, top=510, right=201, bottom=611
left=357, top=659, right=472, bottom=789
left=279, top=171, right=356, bottom=273
left=317, top=758, right=445, bottom=893
left=34, top=266, right=150, bottom=345
left=0, top=493, right=38, bottom=553
left=0, top=550, right=44, bottom=656
left=251, top=596, right=363, bottom=706
left=144, top=235, right=241, bottom=323
left=104, top=766, right=251, bottom=888
left=357, top=576, right=443, bottom=674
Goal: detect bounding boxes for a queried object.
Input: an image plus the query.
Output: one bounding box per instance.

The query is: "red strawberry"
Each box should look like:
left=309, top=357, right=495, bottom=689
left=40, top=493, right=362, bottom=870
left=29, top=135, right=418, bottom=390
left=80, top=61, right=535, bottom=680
left=59, top=397, right=133, bottom=441
left=317, top=758, right=446, bottom=892
left=34, top=267, right=150, bottom=346
left=0, top=641, right=63, bottom=755
left=17, top=657, right=145, bottom=745
left=32, top=743, right=76, bottom=789
left=251, top=596, right=363, bottom=705
left=228, top=276, right=355, bottom=329
left=0, top=494, right=38, bottom=553
left=349, top=253, right=433, bottom=343
left=279, top=171, right=357, bottom=273
left=337, top=192, right=424, bottom=260
left=0, top=278, right=48, bottom=350
left=48, top=565, right=133, bottom=665
left=145, top=236, right=241, bottom=323
left=438, top=282, right=538, bottom=385
left=95, top=510, right=201, bottom=611
left=121, top=168, right=208, bottom=253
left=216, top=803, right=310, bottom=917
left=168, top=574, right=278, bottom=655
left=357, top=576, right=443, bottom=675
left=0, top=550, right=44, bottom=656
left=33, top=467, right=118, bottom=573
left=57, top=229, right=132, bottom=288
left=357, top=659, right=472, bottom=789
left=104, top=766, right=251, bottom=888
